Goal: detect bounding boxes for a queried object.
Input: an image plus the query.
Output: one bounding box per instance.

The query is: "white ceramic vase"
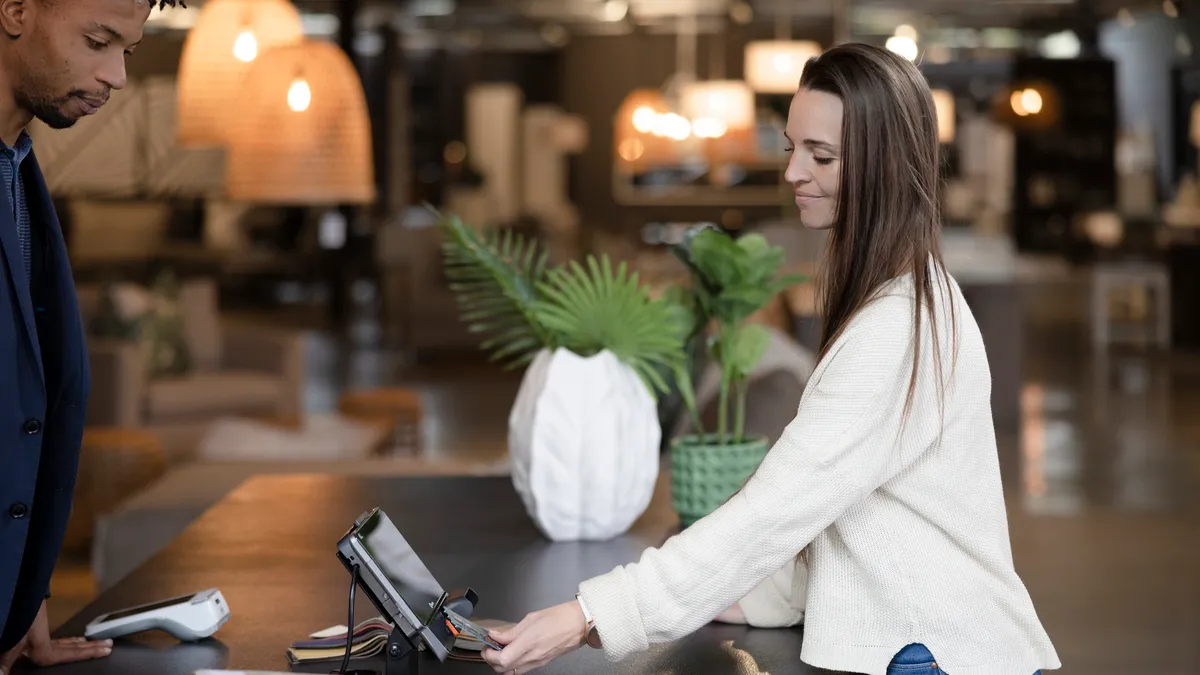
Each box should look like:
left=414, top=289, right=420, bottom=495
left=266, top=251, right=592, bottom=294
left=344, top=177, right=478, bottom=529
left=508, top=347, right=661, bottom=541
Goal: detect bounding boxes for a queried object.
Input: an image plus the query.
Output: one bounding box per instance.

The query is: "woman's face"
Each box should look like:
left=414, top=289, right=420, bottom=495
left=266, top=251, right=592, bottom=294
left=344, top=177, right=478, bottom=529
left=783, top=88, right=843, bottom=231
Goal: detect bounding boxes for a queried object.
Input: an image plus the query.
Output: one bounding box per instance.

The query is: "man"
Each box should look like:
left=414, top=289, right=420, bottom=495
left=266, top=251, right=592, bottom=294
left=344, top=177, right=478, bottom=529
left=0, top=1, right=179, bottom=672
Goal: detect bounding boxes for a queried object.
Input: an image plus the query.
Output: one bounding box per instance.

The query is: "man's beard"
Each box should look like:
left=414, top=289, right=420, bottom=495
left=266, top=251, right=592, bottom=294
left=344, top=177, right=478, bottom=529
left=15, top=89, right=80, bottom=130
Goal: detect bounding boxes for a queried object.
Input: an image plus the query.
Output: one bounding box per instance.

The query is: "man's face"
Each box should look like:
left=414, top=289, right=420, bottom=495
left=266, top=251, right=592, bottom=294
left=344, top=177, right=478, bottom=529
left=3, top=0, right=152, bottom=129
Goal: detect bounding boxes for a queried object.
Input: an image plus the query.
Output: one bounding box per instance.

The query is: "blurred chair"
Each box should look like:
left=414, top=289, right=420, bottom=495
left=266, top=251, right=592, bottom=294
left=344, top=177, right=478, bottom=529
left=1079, top=211, right=1172, bottom=348
left=1091, top=262, right=1171, bottom=348
left=77, top=277, right=306, bottom=463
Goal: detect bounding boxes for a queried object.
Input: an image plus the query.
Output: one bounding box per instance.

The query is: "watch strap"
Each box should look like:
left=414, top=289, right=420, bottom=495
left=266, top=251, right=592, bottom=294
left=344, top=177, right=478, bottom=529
left=575, top=593, right=602, bottom=649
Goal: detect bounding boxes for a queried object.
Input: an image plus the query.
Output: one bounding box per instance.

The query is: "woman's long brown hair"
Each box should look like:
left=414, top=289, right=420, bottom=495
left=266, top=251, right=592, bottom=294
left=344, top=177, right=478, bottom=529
left=800, top=43, right=956, bottom=419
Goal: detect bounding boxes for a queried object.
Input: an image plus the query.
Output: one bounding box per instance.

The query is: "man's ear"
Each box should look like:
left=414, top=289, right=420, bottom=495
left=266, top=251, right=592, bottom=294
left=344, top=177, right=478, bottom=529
left=0, top=0, right=30, bottom=38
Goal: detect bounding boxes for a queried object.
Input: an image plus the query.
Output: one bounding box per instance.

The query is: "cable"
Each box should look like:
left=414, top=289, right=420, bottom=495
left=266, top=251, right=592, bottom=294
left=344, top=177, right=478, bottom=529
left=340, top=564, right=359, bottom=675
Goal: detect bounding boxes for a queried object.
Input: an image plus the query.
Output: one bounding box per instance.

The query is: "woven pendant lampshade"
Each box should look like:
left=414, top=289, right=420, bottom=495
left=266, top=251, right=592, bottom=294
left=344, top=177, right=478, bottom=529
left=177, top=0, right=303, bottom=147
left=225, top=39, right=375, bottom=205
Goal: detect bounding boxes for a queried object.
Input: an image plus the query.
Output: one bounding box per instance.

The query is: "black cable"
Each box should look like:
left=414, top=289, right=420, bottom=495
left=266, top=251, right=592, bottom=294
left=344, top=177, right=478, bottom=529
left=340, top=564, right=359, bottom=675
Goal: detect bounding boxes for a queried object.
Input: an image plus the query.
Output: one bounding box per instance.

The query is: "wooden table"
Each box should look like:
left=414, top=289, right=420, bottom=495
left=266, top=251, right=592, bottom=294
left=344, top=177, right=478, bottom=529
left=22, top=475, right=813, bottom=675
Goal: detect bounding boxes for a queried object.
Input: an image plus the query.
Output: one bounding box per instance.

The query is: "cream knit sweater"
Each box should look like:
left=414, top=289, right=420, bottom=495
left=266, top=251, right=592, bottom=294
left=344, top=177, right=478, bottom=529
left=578, top=270, right=1061, bottom=675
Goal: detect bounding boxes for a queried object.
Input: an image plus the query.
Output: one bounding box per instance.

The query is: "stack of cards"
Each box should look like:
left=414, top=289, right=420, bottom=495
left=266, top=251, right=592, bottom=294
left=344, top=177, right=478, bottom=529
left=286, top=617, right=393, bottom=665
left=287, top=615, right=511, bottom=665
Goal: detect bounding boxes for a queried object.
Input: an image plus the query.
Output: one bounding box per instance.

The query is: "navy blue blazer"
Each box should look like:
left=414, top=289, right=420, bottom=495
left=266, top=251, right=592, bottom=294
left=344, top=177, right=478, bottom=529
left=0, top=150, right=90, bottom=651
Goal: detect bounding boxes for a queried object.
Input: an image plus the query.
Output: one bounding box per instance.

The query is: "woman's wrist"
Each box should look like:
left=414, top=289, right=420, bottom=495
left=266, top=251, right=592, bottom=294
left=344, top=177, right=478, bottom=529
left=574, top=593, right=600, bottom=648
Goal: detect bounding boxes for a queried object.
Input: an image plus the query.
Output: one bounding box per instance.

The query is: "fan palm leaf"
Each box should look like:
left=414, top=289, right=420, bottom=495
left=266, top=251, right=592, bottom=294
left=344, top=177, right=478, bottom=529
left=536, top=256, right=691, bottom=398
left=436, top=213, right=558, bottom=368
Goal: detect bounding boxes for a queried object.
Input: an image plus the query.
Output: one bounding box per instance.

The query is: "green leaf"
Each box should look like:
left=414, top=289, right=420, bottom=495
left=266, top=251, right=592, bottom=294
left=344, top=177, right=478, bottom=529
left=432, top=209, right=558, bottom=367
left=531, top=253, right=689, bottom=399
left=728, top=323, right=770, bottom=383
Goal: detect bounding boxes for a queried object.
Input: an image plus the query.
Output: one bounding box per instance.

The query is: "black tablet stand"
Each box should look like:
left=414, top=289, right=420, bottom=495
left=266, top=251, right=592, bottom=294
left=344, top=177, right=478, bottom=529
left=376, top=589, right=478, bottom=675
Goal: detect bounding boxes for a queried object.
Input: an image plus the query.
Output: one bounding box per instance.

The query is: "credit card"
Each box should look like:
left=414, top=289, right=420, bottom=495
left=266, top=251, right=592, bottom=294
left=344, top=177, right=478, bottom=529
left=443, top=608, right=503, bottom=651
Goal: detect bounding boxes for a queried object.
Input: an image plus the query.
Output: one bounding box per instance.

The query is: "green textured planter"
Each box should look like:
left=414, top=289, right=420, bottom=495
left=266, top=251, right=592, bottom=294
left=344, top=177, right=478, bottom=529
left=670, top=434, right=769, bottom=527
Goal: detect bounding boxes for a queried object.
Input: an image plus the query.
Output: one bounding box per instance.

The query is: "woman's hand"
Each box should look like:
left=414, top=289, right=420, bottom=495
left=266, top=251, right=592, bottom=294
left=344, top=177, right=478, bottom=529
left=481, top=600, right=588, bottom=674
left=713, top=601, right=746, bottom=624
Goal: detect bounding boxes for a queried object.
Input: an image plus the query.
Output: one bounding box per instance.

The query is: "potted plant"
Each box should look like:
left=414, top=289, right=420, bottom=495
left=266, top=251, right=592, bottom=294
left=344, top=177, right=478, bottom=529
left=666, top=225, right=808, bottom=526
left=434, top=209, right=691, bottom=541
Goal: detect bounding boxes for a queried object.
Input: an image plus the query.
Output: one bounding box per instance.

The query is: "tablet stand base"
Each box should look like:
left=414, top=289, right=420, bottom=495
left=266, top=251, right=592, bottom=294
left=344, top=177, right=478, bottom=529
left=384, top=626, right=419, bottom=675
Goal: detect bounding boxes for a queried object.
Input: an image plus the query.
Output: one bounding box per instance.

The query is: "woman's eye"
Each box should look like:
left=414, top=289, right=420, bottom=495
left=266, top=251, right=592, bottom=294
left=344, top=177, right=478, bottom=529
left=784, top=146, right=795, bottom=153
left=86, top=37, right=106, bottom=50
left=815, top=157, right=835, bottom=166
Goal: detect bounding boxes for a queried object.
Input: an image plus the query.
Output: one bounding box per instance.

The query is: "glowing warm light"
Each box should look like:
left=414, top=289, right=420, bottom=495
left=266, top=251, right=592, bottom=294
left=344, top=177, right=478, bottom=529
left=233, top=29, right=258, bottom=62
left=886, top=35, right=919, bottom=61
left=681, top=81, right=755, bottom=129
left=287, top=78, right=311, bottom=112
left=692, top=117, right=728, bottom=139
left=226, top=39, right=374, bottom=204
left=618, top=138, right=645, bottom=161
left=744, top=40, right=821, bottom=93
left=632, top=106, right=658, bottom=133
left=176, top=0, right=304, bottom=147
left=1021, top=88, right=1043, bottom=114
left=603, top=0, right=628, bottom=22
left=1010, top=91, right=1028, bottom=116
left=931, top=89, right=954, bottom=143
left=653, top=113, right=691, bottom=141
left=896, top=24, right=918, bottom=41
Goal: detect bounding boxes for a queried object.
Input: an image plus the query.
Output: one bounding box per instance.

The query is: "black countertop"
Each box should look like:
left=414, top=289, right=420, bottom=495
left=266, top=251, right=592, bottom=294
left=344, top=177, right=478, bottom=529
left=20, top=474, right=815, bottom=675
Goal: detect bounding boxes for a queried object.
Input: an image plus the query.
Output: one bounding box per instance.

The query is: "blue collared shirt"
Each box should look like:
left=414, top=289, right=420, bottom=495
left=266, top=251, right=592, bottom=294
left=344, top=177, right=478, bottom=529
left=0, top=130, right=33, bottom=290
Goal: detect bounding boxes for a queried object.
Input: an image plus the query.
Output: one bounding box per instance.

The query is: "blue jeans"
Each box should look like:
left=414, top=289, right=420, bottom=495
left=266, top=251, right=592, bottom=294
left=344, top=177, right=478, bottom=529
left=887, top=643, right=1043, bottom=675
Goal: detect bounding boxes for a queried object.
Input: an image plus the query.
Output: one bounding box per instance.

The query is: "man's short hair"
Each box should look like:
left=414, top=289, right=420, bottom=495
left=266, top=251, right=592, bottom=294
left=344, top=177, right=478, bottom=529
left=147, top=0, right=186, bottom=7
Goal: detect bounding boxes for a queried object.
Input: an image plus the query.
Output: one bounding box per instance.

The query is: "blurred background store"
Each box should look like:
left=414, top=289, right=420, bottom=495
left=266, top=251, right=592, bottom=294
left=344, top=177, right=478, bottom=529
left=43, top=2, right=1200, bottom=673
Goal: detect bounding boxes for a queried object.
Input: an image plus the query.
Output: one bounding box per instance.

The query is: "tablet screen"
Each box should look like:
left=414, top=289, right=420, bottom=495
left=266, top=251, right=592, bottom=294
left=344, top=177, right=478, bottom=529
left=354, top=510, right=446, bottom=627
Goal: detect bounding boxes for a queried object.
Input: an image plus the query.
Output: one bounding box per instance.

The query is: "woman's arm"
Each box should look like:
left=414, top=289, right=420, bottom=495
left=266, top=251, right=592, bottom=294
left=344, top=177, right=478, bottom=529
left=712, top=556, right=808, bottom=627
left=736, top=555, right=808, bottom=627
left=579, top=296, right=927, bottom=661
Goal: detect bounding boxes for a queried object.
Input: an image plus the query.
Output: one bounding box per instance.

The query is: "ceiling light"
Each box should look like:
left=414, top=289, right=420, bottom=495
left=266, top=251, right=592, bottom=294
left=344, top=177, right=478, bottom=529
left=885, top=36, right=918, bottom=61
left=1039, top=30, right=1080, bottom=59
left=603, top=0, right=628, bottom=22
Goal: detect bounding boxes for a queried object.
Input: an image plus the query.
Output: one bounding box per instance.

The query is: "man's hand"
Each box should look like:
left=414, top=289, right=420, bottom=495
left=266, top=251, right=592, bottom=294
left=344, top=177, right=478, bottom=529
left=481, top=600, right=588, bottom=674
left=0, top=601, right=112, bottom=674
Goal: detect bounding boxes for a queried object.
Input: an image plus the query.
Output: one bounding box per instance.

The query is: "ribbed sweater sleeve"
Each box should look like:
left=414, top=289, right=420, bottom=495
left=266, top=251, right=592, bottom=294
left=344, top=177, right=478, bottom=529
left=578, top=295, right=919, bottom=661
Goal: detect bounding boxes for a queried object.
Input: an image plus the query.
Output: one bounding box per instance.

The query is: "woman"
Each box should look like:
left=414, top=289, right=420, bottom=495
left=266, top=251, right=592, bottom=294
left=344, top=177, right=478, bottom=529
left=482, top=42, right=1060, bottom=675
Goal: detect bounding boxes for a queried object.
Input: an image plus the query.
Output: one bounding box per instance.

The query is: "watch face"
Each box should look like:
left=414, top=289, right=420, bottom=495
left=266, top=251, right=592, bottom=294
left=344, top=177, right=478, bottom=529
left=586, top=627, right=602, bottom=649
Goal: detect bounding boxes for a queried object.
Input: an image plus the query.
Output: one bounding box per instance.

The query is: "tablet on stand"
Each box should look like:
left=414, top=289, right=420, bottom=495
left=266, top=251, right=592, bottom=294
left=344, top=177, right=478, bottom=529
left=335, top=507, right=482, bottom=675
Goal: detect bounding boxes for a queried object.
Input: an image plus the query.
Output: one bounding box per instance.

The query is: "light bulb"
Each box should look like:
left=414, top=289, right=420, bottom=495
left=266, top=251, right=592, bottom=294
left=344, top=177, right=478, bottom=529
left=692, top=117, right=728, bottom=139
left=632, top=106, right=657, bottom=133
left=886, top=36, right=918, bottom=61
left=233, top=30, right=258, bottom=62
left=1021, top=88, right=1043, bottom=115
left=287, top=78, right=312, bottom=112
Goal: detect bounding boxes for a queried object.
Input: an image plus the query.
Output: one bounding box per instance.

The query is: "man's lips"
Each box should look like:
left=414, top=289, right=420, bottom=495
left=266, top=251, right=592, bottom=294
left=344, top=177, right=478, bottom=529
left=77, top=96, right=108, bottom=115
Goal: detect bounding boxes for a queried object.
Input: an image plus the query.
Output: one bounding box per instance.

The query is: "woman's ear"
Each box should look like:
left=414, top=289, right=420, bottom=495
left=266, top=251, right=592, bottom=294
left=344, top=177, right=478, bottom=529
left=0, top=0, right=31, bottom=39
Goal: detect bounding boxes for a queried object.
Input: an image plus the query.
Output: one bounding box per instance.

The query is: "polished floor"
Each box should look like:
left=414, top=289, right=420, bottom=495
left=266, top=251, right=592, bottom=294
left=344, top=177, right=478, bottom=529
left=48, top=273, right=1200, bottom=674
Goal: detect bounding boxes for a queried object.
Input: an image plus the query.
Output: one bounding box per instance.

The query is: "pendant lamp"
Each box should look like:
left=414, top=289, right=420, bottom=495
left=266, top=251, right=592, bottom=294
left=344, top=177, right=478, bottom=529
left=613, top=88, right=681, bottom=172
left=177, top=0, right=303, bottom=147
left=225, top=39, right=375, bottom=205
left=680, top=80, right=756, bottom=130
left=744, top=40, right=821, bottom=94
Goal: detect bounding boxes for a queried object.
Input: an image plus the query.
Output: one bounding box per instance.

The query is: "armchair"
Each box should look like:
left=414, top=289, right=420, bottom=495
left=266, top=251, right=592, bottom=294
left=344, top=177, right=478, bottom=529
left=77, top=278, right=305, bottom=463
